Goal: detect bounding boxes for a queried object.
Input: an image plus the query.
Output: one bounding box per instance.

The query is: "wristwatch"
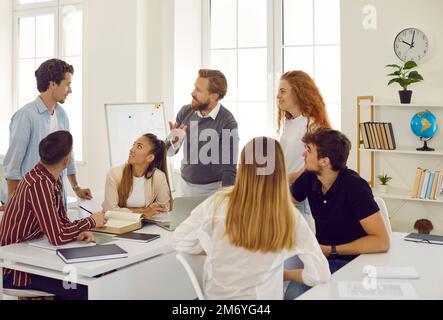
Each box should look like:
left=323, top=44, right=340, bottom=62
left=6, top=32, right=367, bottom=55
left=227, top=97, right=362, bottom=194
left=331, top=244, right=337, bottom=256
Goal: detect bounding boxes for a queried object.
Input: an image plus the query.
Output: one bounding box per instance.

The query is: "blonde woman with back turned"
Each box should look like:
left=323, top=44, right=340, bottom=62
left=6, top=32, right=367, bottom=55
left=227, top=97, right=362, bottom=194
left=172, top=137, right=330, bottom=300
left=103, top=133, right=172, bottom=219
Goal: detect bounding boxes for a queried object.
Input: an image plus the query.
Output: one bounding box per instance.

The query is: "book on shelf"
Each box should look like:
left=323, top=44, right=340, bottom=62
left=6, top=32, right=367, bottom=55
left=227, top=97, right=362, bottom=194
left=436, top=174, right=443, bottom=200
left=430, top=170, right=441, bottom=200
left=376, top=123, right=387, bottom=150
left=417, top=169, right=427, bottom=199
left=364, top=123, right=374, bottom=149
left=380, top=123, right=390, bottom=150
left=425, top=172, right=435, bottom=200
left=410, top=167, right=424, bottom=198
left=420, top=171, right=431, bottom=199
left=359, top=122, right=396, bottom=150
left=385, top=123, right=397, bottom=150
left=92, top=211, right=143, bottom=235
left=411, top=167, right=443, bottom=200
left=360, top=123, right=370, bottom=149
left=371, top=123, right=381, bottom=149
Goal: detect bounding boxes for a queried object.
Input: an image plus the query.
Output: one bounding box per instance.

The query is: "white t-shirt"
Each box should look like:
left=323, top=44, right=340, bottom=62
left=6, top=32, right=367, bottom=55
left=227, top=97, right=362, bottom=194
left=126, top=176, right=146, bottom=208
left=50, top=112, right=59, bottom=133
left=279, top=115, right=309, bottom=173
left=171, top=190, right=331, bottom=300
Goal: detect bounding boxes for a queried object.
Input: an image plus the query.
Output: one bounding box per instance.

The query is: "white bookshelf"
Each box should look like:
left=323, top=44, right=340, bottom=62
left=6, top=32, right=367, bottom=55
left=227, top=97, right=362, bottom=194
left=360, top=148, right=443, bottom=156
left=372, top=102, right=443, bottom=109
left=373, top=187, right=443, bottom=204
left=357, top=96, right=443, bottom=215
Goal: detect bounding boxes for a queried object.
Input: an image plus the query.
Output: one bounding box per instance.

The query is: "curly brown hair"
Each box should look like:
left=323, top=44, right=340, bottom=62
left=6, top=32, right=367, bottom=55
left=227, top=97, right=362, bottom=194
left=277, top=71, right=331, bottom=134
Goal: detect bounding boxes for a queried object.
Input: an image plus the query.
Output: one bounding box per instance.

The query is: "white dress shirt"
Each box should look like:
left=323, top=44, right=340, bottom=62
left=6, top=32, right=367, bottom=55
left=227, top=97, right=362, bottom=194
left=171, top=190, right=331, bottom=300
left=197, top=102, right=221, bottom=120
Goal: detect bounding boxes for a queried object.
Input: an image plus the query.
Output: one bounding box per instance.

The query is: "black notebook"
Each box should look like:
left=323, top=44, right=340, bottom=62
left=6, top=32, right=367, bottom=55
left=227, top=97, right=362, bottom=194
left=404, top=233, right=443, bottom=245
left=114, top=232, right=160, bottom=243
left=56, top=244, right=128, bottom=264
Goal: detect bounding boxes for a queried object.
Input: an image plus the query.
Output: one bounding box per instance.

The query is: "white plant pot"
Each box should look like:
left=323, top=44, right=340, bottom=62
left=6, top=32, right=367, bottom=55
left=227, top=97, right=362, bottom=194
left=379, top=185, right=389, bottom=193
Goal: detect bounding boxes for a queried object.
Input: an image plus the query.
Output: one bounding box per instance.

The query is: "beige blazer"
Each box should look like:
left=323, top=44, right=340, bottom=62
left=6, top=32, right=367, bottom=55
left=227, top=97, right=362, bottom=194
left=103, top=165, right=170, bottom=212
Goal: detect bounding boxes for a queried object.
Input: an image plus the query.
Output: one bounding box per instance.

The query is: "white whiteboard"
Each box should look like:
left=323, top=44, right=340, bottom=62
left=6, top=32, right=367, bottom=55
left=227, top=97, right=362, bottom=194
left=105, top=102, right=168, bottom=167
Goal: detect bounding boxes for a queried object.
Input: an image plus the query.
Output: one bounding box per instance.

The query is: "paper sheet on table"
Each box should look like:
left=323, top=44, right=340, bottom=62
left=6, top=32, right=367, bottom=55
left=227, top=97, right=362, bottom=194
left=337, top=281, right=418, bottom=300
left=363, top=266, right=419, bottom=279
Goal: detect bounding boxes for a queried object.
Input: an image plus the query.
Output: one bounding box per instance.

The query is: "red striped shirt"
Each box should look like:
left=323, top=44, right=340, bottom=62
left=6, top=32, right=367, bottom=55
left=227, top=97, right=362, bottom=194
left=0, top=163, right=95, bottom=287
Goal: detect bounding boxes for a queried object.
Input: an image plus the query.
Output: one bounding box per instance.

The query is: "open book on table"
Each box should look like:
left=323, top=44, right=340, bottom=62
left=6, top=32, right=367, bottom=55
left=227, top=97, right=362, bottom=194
left=93, top=211, right=143, bottom=235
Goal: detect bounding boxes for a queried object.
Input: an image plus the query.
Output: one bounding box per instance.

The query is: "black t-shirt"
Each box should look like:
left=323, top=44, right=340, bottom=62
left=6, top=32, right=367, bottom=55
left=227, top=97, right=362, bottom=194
left=291, top=168, right=379, bottom=258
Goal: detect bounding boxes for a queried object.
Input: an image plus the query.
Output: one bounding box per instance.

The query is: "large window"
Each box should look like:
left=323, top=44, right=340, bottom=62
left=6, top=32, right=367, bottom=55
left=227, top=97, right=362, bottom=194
left=13, top=0, right=83, bottom=160
left=207, top=0, right=341, bottom=147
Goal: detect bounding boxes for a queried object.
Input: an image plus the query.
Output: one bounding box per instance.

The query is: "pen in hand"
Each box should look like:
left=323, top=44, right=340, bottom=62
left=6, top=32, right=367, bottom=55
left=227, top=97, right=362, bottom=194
left=79, top=206, right=94, bottom=215
left=79, top=206, right=108, bottom=227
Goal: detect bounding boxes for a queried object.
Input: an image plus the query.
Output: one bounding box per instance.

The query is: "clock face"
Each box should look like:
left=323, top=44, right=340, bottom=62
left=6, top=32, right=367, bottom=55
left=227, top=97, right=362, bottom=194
left=394, top=28, right=429, bottom=62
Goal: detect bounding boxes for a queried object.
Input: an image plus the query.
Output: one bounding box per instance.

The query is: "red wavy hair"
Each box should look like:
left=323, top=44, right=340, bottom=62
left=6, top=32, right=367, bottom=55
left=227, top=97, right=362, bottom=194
left=277, top=71, right=331, bottom=134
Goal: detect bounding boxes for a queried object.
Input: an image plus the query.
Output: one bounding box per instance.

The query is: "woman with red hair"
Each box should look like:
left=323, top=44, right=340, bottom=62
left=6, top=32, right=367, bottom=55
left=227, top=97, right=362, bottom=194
left=277, top=70, right=331, bottom=184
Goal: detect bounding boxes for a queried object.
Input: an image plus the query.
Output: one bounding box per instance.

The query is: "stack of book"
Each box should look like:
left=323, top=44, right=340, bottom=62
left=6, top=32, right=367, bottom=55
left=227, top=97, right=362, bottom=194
left=360, top=122, right=396, bottom=150
left=410, top=167, right=443, bottom=200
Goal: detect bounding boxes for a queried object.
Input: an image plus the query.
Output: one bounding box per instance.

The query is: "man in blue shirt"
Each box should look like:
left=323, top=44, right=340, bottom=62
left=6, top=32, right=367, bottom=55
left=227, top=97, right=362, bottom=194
left=1, top=59, right=92, bottom=206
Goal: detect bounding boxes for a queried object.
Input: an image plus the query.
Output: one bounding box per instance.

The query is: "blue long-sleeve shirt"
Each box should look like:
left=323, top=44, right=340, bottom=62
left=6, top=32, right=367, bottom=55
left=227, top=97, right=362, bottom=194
left=1, top=96, right=76, bottom=203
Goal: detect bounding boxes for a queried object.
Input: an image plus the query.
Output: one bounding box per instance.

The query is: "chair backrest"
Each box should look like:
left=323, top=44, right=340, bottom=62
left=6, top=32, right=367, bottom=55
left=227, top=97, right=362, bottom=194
left=374, top=196, right=393, bottom=234
left=176, top=253, right=205, bottom=300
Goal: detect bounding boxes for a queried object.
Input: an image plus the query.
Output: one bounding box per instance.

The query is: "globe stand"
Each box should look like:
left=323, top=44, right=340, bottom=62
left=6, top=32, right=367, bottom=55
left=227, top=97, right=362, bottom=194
left=417, top=139, right=434, bottom=152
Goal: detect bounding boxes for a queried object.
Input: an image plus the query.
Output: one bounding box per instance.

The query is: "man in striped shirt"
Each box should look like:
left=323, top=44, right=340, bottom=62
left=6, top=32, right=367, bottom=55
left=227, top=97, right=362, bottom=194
left=0, top=131, right=107, bottom=299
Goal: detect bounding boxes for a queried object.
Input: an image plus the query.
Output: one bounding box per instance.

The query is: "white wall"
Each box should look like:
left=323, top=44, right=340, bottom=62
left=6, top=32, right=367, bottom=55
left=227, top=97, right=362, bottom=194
left=341, top=0, right=443, bottom=233
left=76, top=0, right=176, bottom=193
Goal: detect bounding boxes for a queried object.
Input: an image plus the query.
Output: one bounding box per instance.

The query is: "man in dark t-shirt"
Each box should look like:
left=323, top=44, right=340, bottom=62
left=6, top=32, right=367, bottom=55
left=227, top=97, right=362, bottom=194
left=285, top=128, right=390, bottom=300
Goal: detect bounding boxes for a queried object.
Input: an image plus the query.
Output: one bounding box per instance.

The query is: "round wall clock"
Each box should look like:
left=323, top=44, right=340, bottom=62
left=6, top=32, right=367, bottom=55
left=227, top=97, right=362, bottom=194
left=394, top=28, right=429, bottom=62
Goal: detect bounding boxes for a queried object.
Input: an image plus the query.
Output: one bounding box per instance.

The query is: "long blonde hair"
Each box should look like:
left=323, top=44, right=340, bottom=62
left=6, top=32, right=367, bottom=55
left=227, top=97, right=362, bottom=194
left=117, top=134, right=173, bottom=208
left=225, top=137, right=296, bottom=253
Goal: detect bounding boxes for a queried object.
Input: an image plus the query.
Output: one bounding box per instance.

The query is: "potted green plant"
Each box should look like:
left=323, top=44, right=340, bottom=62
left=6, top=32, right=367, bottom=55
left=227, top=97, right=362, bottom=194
left=377, top=173, right=392, bottom=193
left=386, top=60, right=424, bottom=104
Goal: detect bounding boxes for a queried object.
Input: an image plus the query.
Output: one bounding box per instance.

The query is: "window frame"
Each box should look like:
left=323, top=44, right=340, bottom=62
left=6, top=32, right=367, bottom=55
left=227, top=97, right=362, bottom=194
left=204, top=0, right=277, bottom=141
left=203, top=0, right=342, bottom=136
left=12, top=0, right=85, bottom=162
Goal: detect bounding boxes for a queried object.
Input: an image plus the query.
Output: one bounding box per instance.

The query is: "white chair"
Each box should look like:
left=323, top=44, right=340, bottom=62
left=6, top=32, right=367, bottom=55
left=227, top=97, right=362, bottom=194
left=3, top=289, right=54, bottom=300
left=374, top=196, right=393, bottom=234
left=176, top=253, right=205, bottom=300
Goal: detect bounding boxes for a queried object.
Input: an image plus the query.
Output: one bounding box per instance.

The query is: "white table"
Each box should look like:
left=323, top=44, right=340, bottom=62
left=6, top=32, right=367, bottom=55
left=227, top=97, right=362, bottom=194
left=298, top=233, right=443, bottom=300
left=0, top=224, right=195, bottom=300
